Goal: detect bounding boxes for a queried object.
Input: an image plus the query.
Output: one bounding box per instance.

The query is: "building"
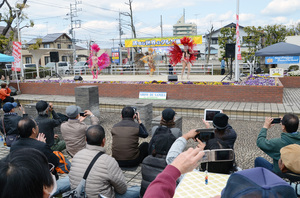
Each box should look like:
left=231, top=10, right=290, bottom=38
left=173, top=15, right=197, bottom=37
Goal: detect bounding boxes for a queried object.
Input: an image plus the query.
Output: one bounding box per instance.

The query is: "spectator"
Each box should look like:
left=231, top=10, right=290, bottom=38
left=0, top=83, right=14, bottom=103
left=140, top=135, right=175, bottom=197
left=61, top=105, right=99, bottom=157
left=202, top=113, right=237, bottom=149
left=69, top=125, right=140, bottom=198
left=255, top=114, right=300, bottom=173
left=149, top=108, right=180, bottom=155
left=221, top=56, right=226, bottom=75
left=0, top=102, right=27, bottom=147
left=35, top=100, right=65, bottom=151
left=111, top=106, right=149, bottom=167
left=10, top=117, right=59, bottom=170
left=0, top=148, right=56, bottom=198
left=144, top=147, right=205, bottom=198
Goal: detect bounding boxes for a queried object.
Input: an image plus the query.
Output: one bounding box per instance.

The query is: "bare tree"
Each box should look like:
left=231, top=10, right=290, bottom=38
left=124, top=0, right=139, bottom=52
left=206, top=25, right=214, bottom=64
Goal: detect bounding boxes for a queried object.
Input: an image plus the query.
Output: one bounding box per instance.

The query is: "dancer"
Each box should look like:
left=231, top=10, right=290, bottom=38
left=169, top=37, right=196, bottom=79
left=140, top=48, right=156, bottom=76
left=87, top=44, right=110, bottom=79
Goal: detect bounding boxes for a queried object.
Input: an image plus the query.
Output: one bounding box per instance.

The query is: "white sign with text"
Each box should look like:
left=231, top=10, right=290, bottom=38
left=139, top=92, right=167, bottom=100
left=270, top=68, right=284, bottom=78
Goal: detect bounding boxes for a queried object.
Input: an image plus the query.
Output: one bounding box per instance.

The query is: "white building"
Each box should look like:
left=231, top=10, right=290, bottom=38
left=173, top=15, right=197, bottom=37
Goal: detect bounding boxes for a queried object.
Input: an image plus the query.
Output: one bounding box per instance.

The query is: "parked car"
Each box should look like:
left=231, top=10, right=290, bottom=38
left=23, top=63, right=37, bottom=70
left=45, top=62, right=70, bottom=74
left=72, top=61, right=88, bottom=74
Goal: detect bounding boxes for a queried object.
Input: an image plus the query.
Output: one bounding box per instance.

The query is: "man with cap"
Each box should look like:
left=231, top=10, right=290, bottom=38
left=35, top=100, right=65, bottom=151
left=0, top=102, right=27, bottom=147
left=60, top=105, right=99, bottom=157
left=202, top=113, right=237, bottom=149
left=111, top=106, right=149, bottom=167
left=255, top=114, right=300, bottom=174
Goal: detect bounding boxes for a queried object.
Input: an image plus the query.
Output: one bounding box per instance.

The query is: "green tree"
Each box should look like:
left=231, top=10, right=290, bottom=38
left=263, top=24, right=287, bottom=47
left=242, top=26, right=263, bottom=63
left=218, top=27, right=236, bottom=66
left=28, top=38, right=42, bottom=50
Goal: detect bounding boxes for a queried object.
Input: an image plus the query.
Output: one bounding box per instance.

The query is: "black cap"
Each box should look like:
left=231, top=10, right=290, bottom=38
left=213, top=113, right=229, bottom=130
left=162, top=108, right=176, bottom=122
left=36, top=100, right=49, bottom=112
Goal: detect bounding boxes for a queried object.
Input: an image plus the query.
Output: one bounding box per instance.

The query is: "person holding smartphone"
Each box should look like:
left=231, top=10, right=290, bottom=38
left=255, top=114, right=300, bottom=174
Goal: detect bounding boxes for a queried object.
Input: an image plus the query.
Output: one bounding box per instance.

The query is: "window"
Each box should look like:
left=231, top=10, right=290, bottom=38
left=62, top=56, right=67, bottom=62
left=44, top=44, right=50, bottom=48
left=57, top=44, right=61, bottom=49
left=68, top=45, right=72, bottom=49
left=211, top=39, right=218, bottom=45
left=25, top=57, right=32, bottom=64
left=45, top=56, right=50, bottom=65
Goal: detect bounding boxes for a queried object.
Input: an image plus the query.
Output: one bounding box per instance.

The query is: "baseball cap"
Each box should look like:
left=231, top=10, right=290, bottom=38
left=66, top=105, right=81, bottom=118
left=36, top=100, right=49, bottom=112
left=3, top=102, right=17, bottom=113
left=221, top=167, right=296, bottom=198
left=280, top=144, right=300, bottom=174
left=162, top=108, right=176, bottom=122
left=213, top=113, right=228, bottom=130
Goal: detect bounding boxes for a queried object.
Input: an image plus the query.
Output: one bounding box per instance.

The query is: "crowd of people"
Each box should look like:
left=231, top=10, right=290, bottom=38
left=0, top=101, right=299, bottom=198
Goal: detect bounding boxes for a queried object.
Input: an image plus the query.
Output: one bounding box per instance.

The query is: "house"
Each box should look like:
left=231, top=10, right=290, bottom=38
left=173, top=15, right=197, bottom=37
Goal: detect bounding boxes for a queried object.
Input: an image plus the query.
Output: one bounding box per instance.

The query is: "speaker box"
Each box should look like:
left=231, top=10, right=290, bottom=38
left=74, top=75, right=83, bottom=81
left=168, top=75, right=178, bottom=81
left=225, top=44, right=235, bottom=58
left=50, top=52, right=59, bottom=62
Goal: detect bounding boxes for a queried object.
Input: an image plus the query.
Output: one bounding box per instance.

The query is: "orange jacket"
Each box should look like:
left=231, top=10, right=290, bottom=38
left=0, top=88, right=11, bottom=100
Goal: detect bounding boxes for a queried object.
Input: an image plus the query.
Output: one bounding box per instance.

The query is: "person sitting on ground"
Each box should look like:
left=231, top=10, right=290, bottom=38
left=0, top=102, right=27, bottom=147
left=202, top=113, right=237, bottom=149
left=0, top=148, right=56, bottom=198
left=61, top=105, right=99, bottom=157
left=144, top=147, right=205, bottom=198
left=35, top=100, right=65, bottom=152
left=277, top=144, right=300, bottom=196
left=111, top=106, right=149, bottom=167
left=69, top=125, right=140, bottom=198
left=10, top=117, right=59, bottom=170
left=0, top=83, right=14, bottom=103
left=140, top=135, right=175, bottom=197
left=255, top=114, right=300, bottom=174
left=149, top=108, right=182, bottom=154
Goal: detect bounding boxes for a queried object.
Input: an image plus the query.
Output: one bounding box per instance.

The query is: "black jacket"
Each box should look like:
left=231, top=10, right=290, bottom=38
left=10, top=138, right=59, bottom=167
left=0, top=113, right=27, bottom=136
left=35, top=110, right=62, bottom=147
left=140, top=155, right=168, bottom=197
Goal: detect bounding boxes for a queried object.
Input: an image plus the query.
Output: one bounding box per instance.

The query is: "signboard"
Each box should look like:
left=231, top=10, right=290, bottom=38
left=125, top=35, right=202, bottom=48
left=270, top=68, right=284, bottom=78
left=139, top=92, right=167, bottom=100
left=12, top=41, right=21, bottom=72
left=265, top=56, right=299, bottom=64
left=236, top=14, right=242, bottom=60
left=111, top=48, right=120, bottom=64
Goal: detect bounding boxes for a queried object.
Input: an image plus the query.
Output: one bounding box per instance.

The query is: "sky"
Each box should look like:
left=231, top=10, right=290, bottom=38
left=1, top=0, right=300, bottom=49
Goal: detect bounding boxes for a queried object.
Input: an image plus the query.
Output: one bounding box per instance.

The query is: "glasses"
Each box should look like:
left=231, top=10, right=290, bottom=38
left=49, top=163, right=55, bottom=173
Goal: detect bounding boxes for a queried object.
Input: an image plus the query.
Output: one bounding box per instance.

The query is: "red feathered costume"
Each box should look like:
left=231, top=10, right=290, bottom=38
left=169, top=36, right=197, bottom=66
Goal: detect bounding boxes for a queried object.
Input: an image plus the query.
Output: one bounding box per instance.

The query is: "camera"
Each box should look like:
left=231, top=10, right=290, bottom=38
left=194, top=128, right=215, bottom=143
left=132, top=107, right=137, bottom=115
left=79, top=112, right=86, bottom=117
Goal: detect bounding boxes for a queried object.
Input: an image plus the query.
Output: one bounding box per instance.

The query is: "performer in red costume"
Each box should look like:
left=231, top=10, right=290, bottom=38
left=87, top=44, right=110, bottom=79
left=169, top=37, right=196, bottom=80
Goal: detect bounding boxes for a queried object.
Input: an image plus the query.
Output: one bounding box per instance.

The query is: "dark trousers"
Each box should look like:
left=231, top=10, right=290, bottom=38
left=3, top=96, right=14, bottom=103
left=221, top=69, right=225, bottom=75
left=117, top=142, right=149, bottom=167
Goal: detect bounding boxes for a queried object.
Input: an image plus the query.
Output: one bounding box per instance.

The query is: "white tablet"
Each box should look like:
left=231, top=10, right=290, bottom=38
left=204, top=109, right=221, bottom=122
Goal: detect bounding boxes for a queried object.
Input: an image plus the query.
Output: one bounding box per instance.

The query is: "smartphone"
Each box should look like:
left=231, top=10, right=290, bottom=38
left=204, top=109, right=221, bottom=122
left=195, top=128, right=215, bottom=143
left=201, top=149, right=234, bottom=163
left=16, top=99, right=21, bottom=107
left=79, top=112, right=86, bottom=117
left=271, top=118, right=281, bottom=124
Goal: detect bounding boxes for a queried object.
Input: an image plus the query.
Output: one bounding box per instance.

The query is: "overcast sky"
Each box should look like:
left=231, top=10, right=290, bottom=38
left=1, top=0, right=300, bottom=48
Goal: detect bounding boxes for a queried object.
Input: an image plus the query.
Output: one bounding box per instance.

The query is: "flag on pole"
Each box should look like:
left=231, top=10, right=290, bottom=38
left=12, top=41, right=22, bottom=72
left=236, top=15, right=242, bottom=60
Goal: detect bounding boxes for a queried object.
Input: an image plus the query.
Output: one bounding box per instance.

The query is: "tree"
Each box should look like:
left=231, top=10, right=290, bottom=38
left=242, top=26, right=263, bottom=63
left=263, top=24, right=287, bottom=47
left=205, top=25, right=214, bottom=64
left=124, top=0, right=138, bottom=53
left=0, top=0, right=34, bottom=53
left=218, top=27, right=236, bottom=66
left=287, top=23, right=300, bottom=36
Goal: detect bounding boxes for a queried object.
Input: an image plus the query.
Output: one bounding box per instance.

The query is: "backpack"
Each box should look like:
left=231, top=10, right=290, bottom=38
left=53, top=151, right=71, bottom=174
left=148, top=126, right=177, bottom=155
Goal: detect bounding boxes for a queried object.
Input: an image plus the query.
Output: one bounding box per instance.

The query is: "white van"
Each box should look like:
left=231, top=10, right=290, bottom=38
left=45, top=62, right=70, bottom=74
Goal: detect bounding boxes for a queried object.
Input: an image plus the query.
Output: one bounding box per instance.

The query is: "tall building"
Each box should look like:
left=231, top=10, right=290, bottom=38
left=173, top=15, right=197, bottom=37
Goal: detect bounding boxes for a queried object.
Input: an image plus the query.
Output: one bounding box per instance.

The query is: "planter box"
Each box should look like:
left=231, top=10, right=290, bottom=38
left=11, top=82, right=284, bottom=103
left=279, top=76, right=300, bottom=88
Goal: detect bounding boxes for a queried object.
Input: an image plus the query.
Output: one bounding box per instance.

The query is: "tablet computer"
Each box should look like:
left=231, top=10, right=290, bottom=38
left=204, top=109, right=221, bottom=122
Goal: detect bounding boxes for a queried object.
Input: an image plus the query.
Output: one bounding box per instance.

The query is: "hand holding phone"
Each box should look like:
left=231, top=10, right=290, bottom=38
left=271, top=118, right=281, bottom=124
left=80, top=112, right=86, bottom=117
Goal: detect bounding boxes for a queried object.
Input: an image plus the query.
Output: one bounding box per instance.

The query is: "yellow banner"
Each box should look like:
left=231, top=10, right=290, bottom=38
left=125, top=35, right=202, bottom=48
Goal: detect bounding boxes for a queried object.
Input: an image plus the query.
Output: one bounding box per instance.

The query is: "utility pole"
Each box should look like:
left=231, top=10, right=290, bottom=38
left=160, top=15, right=163, bottom=37
left=119, top=11, right=123, bottom=65
left=14, top=9, right=24, bottom=79
left=69, top=0, right=82, bottom=64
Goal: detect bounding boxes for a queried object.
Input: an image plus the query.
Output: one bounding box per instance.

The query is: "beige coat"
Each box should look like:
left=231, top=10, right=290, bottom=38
left=61, top=116, right=99, bottom=156
left=69, top=144, right=127, bottom=198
